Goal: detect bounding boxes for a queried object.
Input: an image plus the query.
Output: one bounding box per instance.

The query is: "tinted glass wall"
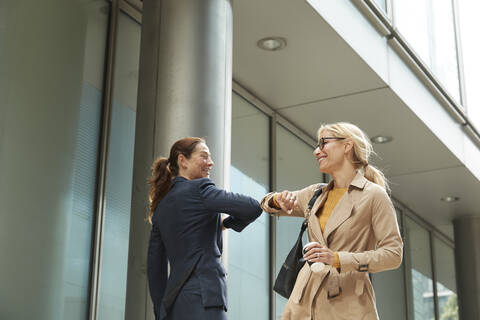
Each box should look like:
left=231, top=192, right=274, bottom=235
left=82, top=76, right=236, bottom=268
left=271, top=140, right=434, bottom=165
left=371, top=211, right=407, bottom=320
left=274, top=124, right=322, bottom=319
left=458, top=0, right=480, bottom=129
left=228, top=93, right=270, bottom=320
left=97, top=12, right=141, bottom=319
left=394, top=0, right=461, bottom=103
left=0, top=0, right=109, bottom=318
left=433, top=237, right=458, bottom=319
left=405, top=217, right=436, bottom=320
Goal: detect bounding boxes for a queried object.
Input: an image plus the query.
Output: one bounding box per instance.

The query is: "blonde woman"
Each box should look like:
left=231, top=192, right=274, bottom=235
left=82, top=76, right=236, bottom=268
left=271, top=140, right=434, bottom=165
left=261, top=122, right=403, bottom=320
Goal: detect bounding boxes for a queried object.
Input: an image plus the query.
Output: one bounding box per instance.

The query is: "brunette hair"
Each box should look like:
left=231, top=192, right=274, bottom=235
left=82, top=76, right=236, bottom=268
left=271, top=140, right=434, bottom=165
left=317, top=122, right=390, bottom=192
left=148, top=137, right=205, bottom=223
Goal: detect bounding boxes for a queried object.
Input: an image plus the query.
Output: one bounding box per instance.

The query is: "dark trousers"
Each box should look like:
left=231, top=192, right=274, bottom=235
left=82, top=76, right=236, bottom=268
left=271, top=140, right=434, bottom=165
left=167, top=274, right=227, bottom=320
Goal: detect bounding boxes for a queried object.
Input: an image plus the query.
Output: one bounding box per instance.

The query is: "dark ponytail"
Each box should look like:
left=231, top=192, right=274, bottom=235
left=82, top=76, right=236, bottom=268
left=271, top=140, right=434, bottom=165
left=148, top=157, right=172, bottom=223
left=148, top=137, right=205, bottom=223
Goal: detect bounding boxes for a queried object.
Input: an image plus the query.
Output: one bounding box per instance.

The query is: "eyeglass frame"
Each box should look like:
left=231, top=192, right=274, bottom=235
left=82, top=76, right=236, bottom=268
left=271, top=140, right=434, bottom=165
left=315, top=137, right=346, bottom=150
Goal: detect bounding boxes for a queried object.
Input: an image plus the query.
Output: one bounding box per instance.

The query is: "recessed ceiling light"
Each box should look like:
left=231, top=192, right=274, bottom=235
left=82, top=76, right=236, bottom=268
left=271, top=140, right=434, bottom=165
left=441, top=196, right=459, bottom=203
left=371, top=135, right=393, bottom=144
left=257, top=37, right=287, bottom=51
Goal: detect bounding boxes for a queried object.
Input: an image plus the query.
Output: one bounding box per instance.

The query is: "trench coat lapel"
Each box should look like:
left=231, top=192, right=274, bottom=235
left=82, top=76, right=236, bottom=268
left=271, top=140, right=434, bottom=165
left=307, top=183, right=331, bottom=246
left=323, top=171, right=367, bottom=242
left=322, top=192, right=354, bottom=242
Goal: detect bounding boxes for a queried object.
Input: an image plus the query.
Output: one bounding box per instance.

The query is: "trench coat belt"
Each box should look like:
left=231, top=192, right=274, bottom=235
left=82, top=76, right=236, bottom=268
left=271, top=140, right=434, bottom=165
left=324, top=266, right=341, bottom=299
left=323, top=266, right=365, bottom=298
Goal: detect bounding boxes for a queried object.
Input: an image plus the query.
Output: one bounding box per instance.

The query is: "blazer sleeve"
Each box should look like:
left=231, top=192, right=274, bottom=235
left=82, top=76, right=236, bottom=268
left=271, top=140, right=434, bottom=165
left=337, top=188, right=403, bottom=273
left=147, top=226, right=168, bottom=317
left=198, top=178, right=262, bottom=232
left=260, top=184, right=318, bottom=218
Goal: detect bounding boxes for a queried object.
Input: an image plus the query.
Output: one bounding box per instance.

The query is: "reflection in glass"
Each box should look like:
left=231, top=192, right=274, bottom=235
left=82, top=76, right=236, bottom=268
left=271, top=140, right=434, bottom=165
left=434, top=237, right=458, bottom=320
left=458, top=0, right=480, bottom=129
left=275, top=125, right=322, bottom=319
left=405, top=217, right=435, bottom=320
left=394, top=0, right=460, bottom=102
left=228, top=93, right=270, bottom=320
left=97, top=13, right=140, bottom=319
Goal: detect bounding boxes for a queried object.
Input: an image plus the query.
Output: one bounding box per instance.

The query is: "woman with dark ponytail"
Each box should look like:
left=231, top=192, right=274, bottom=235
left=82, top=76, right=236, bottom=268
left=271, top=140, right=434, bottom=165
left=147, top=137, right=262, bottom=320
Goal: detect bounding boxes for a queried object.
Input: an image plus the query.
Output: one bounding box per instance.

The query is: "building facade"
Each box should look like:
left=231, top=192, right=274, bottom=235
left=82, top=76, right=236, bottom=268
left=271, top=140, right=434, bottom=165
left=1, top=0, right=479, bottom=320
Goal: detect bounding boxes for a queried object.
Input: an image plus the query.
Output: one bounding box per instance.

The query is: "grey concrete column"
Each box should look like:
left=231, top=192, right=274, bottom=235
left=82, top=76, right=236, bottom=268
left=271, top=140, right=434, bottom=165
left=125, top=0, right=232, bottom=318
left=453, top=216, right=480, bottom=320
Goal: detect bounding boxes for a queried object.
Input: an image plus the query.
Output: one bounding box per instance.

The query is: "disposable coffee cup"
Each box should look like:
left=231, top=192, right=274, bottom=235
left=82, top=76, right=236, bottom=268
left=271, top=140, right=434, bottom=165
left=302, top=242, right=325, bottom=273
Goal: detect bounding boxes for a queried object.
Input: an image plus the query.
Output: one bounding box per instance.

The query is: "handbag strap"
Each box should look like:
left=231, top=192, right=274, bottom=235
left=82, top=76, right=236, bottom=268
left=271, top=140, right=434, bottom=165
left=299, top=183, right=326, bottom=237
left=308, top=185, right=326, bottom=210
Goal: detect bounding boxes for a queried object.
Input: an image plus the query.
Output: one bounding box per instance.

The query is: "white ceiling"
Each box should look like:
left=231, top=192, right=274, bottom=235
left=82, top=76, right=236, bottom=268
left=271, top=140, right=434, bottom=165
left=233, top=0, right=480, bottom=239
left=233, top=0, right=386, bottom=108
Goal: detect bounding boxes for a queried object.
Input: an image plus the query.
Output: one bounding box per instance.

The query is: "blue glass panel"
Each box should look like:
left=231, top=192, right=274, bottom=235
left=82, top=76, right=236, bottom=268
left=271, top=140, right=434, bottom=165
left=228, top=93, right=269, bottom=320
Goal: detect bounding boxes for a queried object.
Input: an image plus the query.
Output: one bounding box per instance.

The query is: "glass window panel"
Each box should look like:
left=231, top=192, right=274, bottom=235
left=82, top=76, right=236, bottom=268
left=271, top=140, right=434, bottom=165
left=458, top=0, right=480, bottom=129
left=275, top=124, right=322, bottom=319
left=0, top=0, right=108, bottom=319
left=371, top=209, right=407, bottom=320
left=97, top=12, right=140, bottom=319
left=405, top=217, right=435, bottom=320
left=428, top=0, right=460, bottom=103
left=228, top=93, right=270, bottom=320
left=434, top=237, right=458, bottom=320
left=394, top=0, right=461, bottom=102
left=373, top=0, right=387, bottom=13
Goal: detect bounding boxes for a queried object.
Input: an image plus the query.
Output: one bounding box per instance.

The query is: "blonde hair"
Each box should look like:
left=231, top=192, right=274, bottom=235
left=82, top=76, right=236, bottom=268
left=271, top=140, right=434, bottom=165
left=317, top=122, right=389, bottom=192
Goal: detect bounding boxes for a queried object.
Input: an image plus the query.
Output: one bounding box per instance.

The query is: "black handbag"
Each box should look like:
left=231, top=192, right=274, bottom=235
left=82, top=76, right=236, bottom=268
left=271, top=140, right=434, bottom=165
left=273, top=185, right=325, bottom=299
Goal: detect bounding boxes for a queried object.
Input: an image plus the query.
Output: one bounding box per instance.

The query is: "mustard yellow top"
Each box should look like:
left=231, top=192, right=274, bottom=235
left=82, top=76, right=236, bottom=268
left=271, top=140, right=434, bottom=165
left=319, top=187, right=348, bottom=268
left=272, top=188, right=347, bottom=269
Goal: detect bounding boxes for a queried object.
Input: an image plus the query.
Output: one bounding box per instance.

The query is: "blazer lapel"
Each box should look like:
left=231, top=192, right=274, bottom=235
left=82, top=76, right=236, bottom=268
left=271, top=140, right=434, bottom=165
left=323, top=191, right=354, bottom=242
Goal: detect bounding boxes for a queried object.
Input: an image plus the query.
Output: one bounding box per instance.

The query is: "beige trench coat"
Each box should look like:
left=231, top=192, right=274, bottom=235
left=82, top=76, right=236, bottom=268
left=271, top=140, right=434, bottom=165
left=261, top=172, right=403, bottom=320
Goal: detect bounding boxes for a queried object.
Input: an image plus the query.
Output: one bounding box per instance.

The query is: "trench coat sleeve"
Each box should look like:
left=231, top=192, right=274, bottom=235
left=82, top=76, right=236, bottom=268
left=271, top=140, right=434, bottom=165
left=147, top=227, right=168, bottom=318
left=260, top=184, right=317, bottom=218
left=337, top=187, right=403, bottom=273
left=198, top=178, right=262, bottom=232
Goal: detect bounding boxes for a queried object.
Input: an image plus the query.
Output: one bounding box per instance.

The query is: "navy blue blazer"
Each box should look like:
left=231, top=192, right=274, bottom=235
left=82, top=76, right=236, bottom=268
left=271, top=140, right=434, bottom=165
left=147, top=176, right=262, bottom=319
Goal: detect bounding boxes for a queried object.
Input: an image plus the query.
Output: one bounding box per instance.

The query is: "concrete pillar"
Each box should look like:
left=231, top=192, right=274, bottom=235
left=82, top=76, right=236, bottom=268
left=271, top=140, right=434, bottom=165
left=453, top=216, right=480, bottom=320
left=125, top=0, right=232, bottom=318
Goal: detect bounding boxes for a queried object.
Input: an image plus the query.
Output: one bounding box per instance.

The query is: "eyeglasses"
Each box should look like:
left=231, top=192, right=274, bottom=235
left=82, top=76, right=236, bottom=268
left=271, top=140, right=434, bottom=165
left=316, top=137, right=346, bottom=150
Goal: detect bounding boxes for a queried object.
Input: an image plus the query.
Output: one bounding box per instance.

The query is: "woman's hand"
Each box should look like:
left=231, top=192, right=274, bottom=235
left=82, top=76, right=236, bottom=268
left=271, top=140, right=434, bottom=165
left=274, top=190, right=298, bottom=214
left=303, top=242, right=335, bottom=265
left=221, top=215, right=227, bottom=231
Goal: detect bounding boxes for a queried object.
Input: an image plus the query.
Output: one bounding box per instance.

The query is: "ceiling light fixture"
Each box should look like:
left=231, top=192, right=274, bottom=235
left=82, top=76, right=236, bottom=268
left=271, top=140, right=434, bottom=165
left=441, top=196, right=459, bottom=203
left=257, top=37, right=287, bottom=51
left=371, top=135, right=393, bottom=144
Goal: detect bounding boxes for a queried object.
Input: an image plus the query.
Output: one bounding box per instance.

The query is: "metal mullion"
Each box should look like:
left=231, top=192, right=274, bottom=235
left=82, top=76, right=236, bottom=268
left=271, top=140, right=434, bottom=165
left=429, top=232, right=440, bottom=320
left=402, top=213, right=414, bottom=320
left=385, top=0, right=394, bottom=21
left=269, top=114, right=277, bottom=320
left=88, top=1, right=119, bottom=319
left=392, top=197, right=455, bottom=247
left=119, top=0, right=142, bottom=24
left=351, top=0, right=391, bottom=36
left=356, top=0, right=480, bottom=146
left=451, top=0, right=468, bottom=110
left=123, top=0, right=143, bottom=12
left=396, top=209, right=411, bottom=320
left=233, top=81, right=316, bottom=149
